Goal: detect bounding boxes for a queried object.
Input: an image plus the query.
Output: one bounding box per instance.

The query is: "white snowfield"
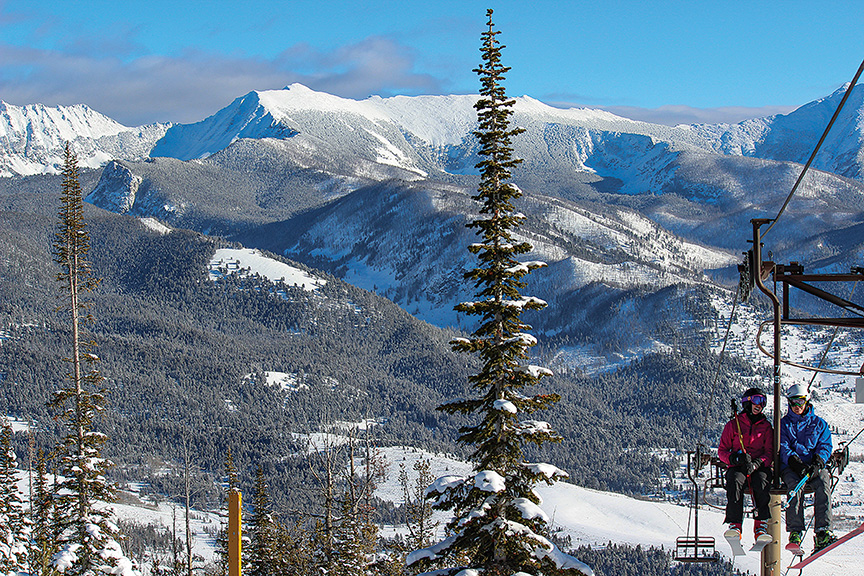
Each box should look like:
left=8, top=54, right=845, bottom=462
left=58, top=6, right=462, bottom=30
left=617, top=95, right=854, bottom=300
left=0, top=101, right=167, bottom=177
left=208, top=248, right=325, bottom=292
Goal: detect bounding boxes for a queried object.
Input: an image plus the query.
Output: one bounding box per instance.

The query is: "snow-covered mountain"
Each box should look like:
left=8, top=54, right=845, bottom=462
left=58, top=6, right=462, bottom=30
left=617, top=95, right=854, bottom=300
left=146, top=82, right=864, bottom=185
left=0, top=101, right=168, bottom=177
left=64, top=83, right=864, bottom=370
left=7, top=83, right=864, bottom=371
left=4, top=82, right=864, bottom=187
left=690, top=83, right=864, bottom=180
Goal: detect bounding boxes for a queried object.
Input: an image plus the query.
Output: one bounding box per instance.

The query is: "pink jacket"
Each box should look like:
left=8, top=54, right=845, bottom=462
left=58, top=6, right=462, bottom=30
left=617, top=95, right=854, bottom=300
left=718, top=411, right=774, bottom=469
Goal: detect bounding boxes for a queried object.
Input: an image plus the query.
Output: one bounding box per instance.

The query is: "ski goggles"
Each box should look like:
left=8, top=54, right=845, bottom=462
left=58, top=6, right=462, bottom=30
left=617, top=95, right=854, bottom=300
left=741, top=394, right=767, bottom=405
left=788, top=396, right=808, bottom=407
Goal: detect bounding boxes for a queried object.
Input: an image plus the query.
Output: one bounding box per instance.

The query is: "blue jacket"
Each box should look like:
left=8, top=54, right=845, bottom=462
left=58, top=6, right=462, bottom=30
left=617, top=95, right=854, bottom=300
left=779, top=405, right=832, bottom=469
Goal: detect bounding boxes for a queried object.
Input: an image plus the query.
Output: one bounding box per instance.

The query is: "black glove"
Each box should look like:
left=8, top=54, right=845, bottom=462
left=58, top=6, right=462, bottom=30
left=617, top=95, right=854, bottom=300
left=812, top=455, right=826, bottom=471
left=746, top=459, right=761, bottom=476
left=730, top=451, right=751, bottom=467
left=788, top=454, right=806, bottom=476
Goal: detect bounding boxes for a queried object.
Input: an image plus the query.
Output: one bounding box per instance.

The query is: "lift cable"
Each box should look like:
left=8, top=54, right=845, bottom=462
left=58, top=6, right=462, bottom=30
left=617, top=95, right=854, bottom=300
left=755, top=281, right=861, bottom=376
left=806, top=282, right=860, bottom=390
left=762, top=58, right=864, bottom=238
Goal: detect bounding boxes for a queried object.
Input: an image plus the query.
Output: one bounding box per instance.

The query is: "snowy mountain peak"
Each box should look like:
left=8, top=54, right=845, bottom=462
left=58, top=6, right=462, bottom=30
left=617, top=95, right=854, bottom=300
left=0, top=100, right=168, bottom=177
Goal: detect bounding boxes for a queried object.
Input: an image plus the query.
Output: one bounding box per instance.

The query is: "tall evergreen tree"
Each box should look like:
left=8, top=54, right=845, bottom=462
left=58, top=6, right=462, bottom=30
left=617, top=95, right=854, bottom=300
left=247, top=466, right=275, bottom=576
left=408, top=10, right=591, bottom=576
left=50, top=143, right=136, bottom=576
left=0, top=420, right=28, bottom=575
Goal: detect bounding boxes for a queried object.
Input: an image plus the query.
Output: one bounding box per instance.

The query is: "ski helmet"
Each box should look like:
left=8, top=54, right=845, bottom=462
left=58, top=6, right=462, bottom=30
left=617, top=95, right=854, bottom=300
left=786, top=383, right=809, bottom=401
left=741, top=387, right=767, bottom=411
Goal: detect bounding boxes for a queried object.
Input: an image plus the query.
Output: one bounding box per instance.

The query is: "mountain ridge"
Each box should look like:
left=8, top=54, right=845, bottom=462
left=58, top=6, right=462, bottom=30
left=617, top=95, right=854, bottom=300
left=0, top=100, right=169, bottom=177
left=5, top=82, right=864, bottom=183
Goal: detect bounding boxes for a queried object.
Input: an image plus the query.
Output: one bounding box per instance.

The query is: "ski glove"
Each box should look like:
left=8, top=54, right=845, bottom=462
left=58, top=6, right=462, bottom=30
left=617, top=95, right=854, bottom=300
left=746, top=459, right=761, bottom=476
left=730, top=451, right=751, bottom=467
left=804, top=455, right=826, bottom=478
left=788, top=454, right=806, bottom=477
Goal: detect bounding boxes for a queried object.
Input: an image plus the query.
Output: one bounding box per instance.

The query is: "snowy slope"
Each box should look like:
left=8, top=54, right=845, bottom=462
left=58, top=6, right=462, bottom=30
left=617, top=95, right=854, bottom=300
left=5, top=82, right=864, bottom=188
left=372, top=443, right=864, bottom=576
left=208, top=248, right=326, bottom=292
left=0, top=101, right=168, bottom=177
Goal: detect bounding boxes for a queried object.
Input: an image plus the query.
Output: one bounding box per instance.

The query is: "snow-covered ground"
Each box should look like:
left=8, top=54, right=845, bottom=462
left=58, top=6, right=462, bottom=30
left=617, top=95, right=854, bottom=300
left=373, top=445, right=864, bottom=576
left=9, top=428, right=858, bottom=576
left=208, top=248, right=325, bottom=291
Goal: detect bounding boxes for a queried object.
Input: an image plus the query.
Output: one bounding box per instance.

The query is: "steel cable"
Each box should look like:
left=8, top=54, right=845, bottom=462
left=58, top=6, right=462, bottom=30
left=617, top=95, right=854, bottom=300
left=763, top=58, right=864, bottom=238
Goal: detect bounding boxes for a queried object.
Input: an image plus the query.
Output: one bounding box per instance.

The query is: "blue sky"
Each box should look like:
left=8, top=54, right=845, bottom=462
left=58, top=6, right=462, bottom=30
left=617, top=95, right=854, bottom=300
left=1, top=0, right=862, bottom=126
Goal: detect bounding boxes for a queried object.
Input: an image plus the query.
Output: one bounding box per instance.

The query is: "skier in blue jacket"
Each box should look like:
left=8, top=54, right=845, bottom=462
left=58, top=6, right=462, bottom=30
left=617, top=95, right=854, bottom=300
left=779, top=383, right=836, bottom=552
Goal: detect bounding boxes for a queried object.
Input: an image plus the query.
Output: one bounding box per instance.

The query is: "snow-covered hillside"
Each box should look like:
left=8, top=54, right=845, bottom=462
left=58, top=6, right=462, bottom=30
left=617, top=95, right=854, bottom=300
left=71, top=433, right=859, bottom=576
left=0, top=101, right=168, bottom=177
left=5, top=82, right=864, bottom=188
left=145, top=82, right=864, bottom=186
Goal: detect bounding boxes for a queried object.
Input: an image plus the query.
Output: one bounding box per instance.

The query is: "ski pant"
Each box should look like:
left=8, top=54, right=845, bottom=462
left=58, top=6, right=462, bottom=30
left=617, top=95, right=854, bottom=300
left=724, top=466, right=772, bottom=525
left=782, top=467, right=832, bottom=533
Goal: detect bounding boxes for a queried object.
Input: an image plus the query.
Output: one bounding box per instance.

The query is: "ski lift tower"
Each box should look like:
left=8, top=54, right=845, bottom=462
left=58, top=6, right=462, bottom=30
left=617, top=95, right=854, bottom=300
left=749, top=218, right=864, bottom=575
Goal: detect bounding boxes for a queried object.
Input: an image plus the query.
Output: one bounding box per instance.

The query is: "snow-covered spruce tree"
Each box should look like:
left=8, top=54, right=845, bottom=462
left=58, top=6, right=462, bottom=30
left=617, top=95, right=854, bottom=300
left=0, top=420, right=29, bottom=575
left=408, top=10, right=591, bottom=576
left=247, top=466, right=276, bottom=576
left=51, top=143, right=137, bottom=576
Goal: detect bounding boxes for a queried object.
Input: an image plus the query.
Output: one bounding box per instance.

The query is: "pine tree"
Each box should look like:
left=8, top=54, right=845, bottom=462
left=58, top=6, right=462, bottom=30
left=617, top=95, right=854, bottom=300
left=271, top=521, right=312, bottom=576
left=247, top=466, right=275, bottom=576
left=322, top=433, right=380, bottom=576
left=50, top=143, right=136, bottom=576
left=30, top=449, right=57, bottom=576
left=408, top=10, right=591, bottom=576
left=400, top=458, right=437, bottom=552
left=0, top=420, right=28, bottom=575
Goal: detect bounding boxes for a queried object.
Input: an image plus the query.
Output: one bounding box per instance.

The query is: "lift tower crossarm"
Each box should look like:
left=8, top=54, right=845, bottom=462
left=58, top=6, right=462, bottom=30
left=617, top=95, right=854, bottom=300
left=775, top=271, right=864, bottom=319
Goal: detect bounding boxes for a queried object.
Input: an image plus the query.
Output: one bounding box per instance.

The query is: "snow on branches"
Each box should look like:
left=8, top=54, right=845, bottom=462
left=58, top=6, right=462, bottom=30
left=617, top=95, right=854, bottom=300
left=414, top=9, right=591, bottom=576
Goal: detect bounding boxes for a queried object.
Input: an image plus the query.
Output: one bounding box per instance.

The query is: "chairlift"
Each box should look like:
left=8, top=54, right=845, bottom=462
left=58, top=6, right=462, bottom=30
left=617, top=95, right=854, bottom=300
left=674, top=447, right=720, bottom=563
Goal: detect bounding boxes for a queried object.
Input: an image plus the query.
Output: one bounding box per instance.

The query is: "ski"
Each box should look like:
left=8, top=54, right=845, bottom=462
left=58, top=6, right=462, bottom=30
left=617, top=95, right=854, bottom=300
left=750, top=533, right=772, bottom=553
left=724, top=529, right=746, bottom=556
left=785, top=542, right=804, bottom=557
left=788, top=522, right=864, bottom=569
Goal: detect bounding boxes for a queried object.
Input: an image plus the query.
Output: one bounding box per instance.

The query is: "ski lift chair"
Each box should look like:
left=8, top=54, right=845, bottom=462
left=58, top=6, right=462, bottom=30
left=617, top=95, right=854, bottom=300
left=675, top=449, right=720, bottom=563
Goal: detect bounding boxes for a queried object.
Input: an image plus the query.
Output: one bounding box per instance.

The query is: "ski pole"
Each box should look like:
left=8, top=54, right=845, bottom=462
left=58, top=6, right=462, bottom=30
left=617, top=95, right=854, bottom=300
left=782, top=473, right=810, bottom=510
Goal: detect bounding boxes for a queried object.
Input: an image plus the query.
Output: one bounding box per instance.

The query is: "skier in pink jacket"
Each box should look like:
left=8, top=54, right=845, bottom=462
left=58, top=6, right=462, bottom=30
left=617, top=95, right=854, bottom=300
left=717, top=387, right=774, bottom=539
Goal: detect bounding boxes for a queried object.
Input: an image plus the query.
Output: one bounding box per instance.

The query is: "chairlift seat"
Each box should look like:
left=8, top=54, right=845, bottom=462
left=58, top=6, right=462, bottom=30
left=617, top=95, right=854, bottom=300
left=675, top=536, right=719, bottom=563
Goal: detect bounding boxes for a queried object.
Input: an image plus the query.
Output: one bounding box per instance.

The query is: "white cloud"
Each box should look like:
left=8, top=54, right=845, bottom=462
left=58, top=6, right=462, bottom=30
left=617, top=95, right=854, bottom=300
left=0, top=35, right=447, bottom=126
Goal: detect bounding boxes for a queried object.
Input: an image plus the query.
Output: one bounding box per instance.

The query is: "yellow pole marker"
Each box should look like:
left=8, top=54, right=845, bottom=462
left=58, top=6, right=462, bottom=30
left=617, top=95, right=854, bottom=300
left=229, top=490, right=242, bottom=576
